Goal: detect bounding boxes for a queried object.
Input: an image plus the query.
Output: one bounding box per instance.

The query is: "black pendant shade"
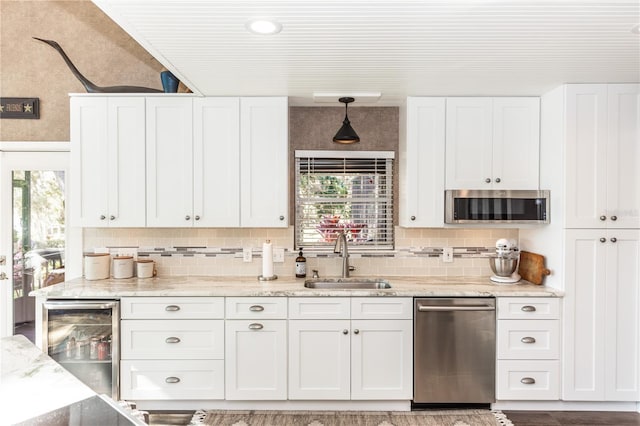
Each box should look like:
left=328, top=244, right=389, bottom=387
left=333, top=97, right=360, bottom=144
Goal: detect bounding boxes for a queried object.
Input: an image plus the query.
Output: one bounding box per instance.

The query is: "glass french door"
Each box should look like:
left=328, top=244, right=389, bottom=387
left=0, top=147, right=70, bottom=341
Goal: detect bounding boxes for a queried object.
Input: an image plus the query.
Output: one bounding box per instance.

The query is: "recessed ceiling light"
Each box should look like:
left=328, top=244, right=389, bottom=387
left=246, top=19, right=282, bottom=35
left=632, top=24, right=640, bottom=34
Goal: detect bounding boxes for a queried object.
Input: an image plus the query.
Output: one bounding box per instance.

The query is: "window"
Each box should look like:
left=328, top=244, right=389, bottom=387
left=295, top=150, right=394, bottom=251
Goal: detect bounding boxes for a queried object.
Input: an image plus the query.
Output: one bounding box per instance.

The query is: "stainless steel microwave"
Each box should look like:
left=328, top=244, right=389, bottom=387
left=445, top=190, right=550, bottom=224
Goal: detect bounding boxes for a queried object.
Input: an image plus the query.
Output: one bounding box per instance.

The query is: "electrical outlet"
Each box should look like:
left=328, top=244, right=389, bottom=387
left=273, top=248, right=285, bottom=263
left=442, top=247, right=454, bottom=263
left=117, top=248, right=138, bottom=260
left=243, top=248, right=253, bottom=262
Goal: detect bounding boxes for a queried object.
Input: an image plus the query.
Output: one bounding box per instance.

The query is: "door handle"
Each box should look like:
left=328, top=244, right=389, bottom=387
left=417, top=305, right=495, bottom=312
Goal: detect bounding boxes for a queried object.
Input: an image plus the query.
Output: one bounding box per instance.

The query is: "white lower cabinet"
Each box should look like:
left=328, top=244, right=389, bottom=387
left=288, top=297, right=413, bottom=400
left=496, top=297, right=560, bottom=400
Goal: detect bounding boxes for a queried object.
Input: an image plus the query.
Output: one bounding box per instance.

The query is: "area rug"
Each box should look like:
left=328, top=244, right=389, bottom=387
left=188, top=409, right=514, bottom=426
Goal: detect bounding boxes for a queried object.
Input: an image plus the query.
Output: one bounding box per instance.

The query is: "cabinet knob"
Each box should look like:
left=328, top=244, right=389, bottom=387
left=485, top=178, right=491, bottom=183
left=165, top=377, right=181, bottom=384
left=600, top=237, right=607, bottom=243
left=495, top=177, right=501, bottom=183
left=165, top=337, right=181, bottom=344
left=521, top=336, right=536, bottom=344
left=195, top=215, right=200, bottom=221
left=520, top=377, right=536, bottom=385
left=610, top=237, right=617, bottom=243
left=248, top=323, right=264, bottom=330
left=279, top=215, right=285, bottom=221
left=343, top=329, right=349, bottom=335
left=165, top=305, right=181, bottom=312
left=100, top=215, right=106, bottom=220
left=600, top=215, right=607, bottom=221
left=410, top=216, right=416, bottom=221
left=249, top=305, right=264, bottom=312
left=611, top=215, right=618, bottom=221
left=110, top=215, right=115, bottom=221
left=521, top=305, right=536, bottom=312
left=185, top=215, right=191, bottom=221
left=354, top=329, right=360, bottom=335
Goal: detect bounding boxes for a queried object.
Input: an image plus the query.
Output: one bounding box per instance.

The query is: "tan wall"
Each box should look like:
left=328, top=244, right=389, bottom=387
left=0, top=0, right=163, bottom=141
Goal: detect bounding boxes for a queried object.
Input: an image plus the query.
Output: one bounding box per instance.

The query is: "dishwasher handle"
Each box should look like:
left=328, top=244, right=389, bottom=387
left=417, top=304, right=495, bottom=312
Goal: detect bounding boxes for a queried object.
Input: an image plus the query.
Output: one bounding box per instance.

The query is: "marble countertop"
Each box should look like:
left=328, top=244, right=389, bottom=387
left=33, top=275, right=563, bottom=298
left=0, top=334, right=95, bottom=425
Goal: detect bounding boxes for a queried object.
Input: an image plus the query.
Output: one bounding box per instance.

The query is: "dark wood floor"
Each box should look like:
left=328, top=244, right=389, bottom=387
left=148, top=410, right=640, bottom=426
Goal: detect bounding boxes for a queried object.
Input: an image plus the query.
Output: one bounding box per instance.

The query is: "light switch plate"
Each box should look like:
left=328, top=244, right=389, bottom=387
left=273, top=248, right=285, bottom=263
left=442, top=247, right=454, bottom=263
left=243, top=248, right=253, bottom=262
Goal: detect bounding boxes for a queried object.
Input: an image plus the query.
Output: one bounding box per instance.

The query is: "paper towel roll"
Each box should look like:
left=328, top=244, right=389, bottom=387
left=262, top=240, right=274, bottom=278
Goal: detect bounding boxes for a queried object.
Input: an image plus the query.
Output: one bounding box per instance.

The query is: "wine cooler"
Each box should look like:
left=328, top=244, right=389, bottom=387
left=43, top=300, right=119, bottom=399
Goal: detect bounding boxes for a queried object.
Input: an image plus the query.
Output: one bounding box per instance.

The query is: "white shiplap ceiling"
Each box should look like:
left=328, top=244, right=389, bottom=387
left=93, top=0, right=640, bottom=106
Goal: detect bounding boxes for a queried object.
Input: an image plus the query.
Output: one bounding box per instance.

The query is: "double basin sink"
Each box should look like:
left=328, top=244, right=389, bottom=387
left=304, top=278, right=391, bottom=289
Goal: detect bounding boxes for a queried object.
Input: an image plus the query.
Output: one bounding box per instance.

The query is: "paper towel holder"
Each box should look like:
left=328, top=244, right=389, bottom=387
left=258, top=274, right=278, bottom=281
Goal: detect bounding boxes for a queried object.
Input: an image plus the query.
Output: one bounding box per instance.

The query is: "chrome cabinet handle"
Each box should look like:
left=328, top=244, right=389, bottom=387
left=354, top=329, right=360, bottom=334
left=110, top=215, right=115, bottom=220
left=485, top=178, right=491, bottom=183
left=600, top=237, right=606, bottom=243
left=100, top=215, right=106, bottom=220
left=521, top=305, right=536, bottom=312
left=343, top=329, right=348, bottom=335
left=248, top=323, right=264, bottom=330
left=611, top=215, right=617, bottom=221
left=185, top=215, right=191, bottom=221
left=600, top=215, right=607, bottom=221
left=610, top=237, right=617, bottom=243
left=165, top=337, right=181, bottom=344
left=249, top=305, right=264, bottom=312
left=195, top=215, right=200, bottom=221
left=165, top=305, right=181, bottom=312
left=521, top=336, right=536, bottom=344
left=279, top=215, right=285, bottom=221
left=495, top=177, right=501, bottom=183
left=165, top=377, right=180, bottom=384
left=410, top=215, right=416, bottom=221
left=520, top=377, right=536, bottom=385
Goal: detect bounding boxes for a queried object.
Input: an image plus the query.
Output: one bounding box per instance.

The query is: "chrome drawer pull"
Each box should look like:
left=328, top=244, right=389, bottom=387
left=165, top=305, right=181, bottom=312
left=165, top=337, right=181, bottom=344
left=521, top=336, right=536, bottom=344
left=520, top=377, right=536, bottom=385
left=248, top=323, right=264, bottom=330
left=249, top=305, right=265, bottom=312
left=418, top=305, right=494, bottom=312
left=521, top=305, right=536, bottom=312
left=165, top=377, right=181, bottom=384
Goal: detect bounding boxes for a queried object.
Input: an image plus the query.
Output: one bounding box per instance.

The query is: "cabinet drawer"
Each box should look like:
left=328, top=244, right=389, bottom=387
left=496, top=360, right=560, bottom=400
left=497, top=297, right=560, bottom=319
left=288, top=298, right=350, bottom=319
left=121, top=320, right=224, bottom=359
left=121, top=297, right=224, bottom=319
left=497, top=320, right=560, bottom=359
left=225, top=297, right=287, bottom=319
left=351, top=297, right=413, bottom=320
left=120, top=359, right=224, bottom=400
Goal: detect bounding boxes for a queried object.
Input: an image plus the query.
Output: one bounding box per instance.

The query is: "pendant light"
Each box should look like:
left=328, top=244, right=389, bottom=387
left=333, top=97, right=360, bottom=144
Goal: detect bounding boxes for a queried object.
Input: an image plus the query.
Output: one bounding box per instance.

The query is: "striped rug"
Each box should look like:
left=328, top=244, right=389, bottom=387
left=189, top=409, right=514, bottom=426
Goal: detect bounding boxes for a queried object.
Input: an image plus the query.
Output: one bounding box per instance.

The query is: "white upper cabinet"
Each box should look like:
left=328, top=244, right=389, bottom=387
left=400, top=97, right=446, bottom=227
left=70, top=96, right=146, bottom=227
left=445, top=97, right=540, bottom=190
left=565, top=84, right=640, bottom=229
left=240, top=97, right=289, bottom=228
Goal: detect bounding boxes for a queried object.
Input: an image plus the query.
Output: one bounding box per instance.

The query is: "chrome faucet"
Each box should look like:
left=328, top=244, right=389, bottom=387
left=334, top=232, right=352, bottom=278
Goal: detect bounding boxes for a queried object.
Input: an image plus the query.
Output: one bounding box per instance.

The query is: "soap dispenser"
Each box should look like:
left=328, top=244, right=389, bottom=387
left=295, top=248, right=307, bottom=278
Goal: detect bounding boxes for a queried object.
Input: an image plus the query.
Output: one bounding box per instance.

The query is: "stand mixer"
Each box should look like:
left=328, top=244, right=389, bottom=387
left=489, top=238, right=521, bottom=284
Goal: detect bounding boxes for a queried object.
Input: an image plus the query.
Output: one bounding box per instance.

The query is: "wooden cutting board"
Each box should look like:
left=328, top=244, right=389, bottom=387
left=519, top=251, right=551, bottom=285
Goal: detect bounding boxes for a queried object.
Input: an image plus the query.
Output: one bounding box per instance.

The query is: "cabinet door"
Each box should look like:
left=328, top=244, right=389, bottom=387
left=240, top=97, right=288, bottom=227
left=492, top=98, right=540, bottom=190
left=445, top=98, right=493, bottom=189
left=606, top=84, right=640, bottom=229
left=107, top=97, right=146, bottom=227
left=70, top=97, right=108, bottom=227
left=193, top=97, right=240, bottom=227
left=146, top=97, right=194, bottom=227
left=604, top=229, right=640, bottom=401
left=225, top=320, right=287, bottom=400
left=400, top=97, right=445, bottom=227
left=563, top=229, right=607, bottom=400
left=564, top=85, right=608, bottom=228
left=351, top=319, right=413, bottom=400
left=288, top=320, right=350, bottom=400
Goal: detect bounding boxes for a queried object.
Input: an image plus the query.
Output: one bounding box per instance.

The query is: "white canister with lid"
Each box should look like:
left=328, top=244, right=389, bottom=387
left=112, top=256, right=134, bottom=279
left=84, top=253, right=110, bottom=280
left=136, top=259, right=156, bottom=278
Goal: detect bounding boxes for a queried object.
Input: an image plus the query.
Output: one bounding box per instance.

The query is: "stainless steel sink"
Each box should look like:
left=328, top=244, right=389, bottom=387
left=303, top=278, right=392, bottom=289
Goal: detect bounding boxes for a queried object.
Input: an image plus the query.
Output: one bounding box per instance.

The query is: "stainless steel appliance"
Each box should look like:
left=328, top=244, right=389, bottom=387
left=489, top=238, right=521, bottom=284
left=43, top=300, right=119, bottom=399
left=445, top=189, right=550, bottom=224
left=413, top=298, right=496, bottom=404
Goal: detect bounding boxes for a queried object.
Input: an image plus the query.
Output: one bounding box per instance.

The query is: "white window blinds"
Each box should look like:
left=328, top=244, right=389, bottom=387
left=295, top=150, right=394, bottom=251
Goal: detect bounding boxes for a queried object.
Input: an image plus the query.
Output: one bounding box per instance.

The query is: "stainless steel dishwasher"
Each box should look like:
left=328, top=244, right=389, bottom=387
left=413, top=298, right=496, bottom=405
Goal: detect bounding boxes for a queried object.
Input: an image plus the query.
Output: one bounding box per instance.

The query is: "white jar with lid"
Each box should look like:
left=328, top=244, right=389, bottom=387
left=112, top=256, right=134, bottom=279
left=84, top=253, right=110, bottom=280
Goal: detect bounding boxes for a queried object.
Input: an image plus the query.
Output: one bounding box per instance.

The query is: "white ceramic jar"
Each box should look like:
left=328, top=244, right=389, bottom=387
left=112, top=256, right=134, bottom=279
left=136, top=259, right=156, bottom=278
left=84, top=253, right=110, bottom=280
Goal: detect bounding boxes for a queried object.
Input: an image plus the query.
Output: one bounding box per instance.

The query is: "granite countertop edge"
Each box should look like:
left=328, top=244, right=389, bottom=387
left=32, top=275, right=564, bottom=298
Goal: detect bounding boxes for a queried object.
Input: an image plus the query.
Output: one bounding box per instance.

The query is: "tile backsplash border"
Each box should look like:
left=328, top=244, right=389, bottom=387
left=83, top=227, right=518, bottom=278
